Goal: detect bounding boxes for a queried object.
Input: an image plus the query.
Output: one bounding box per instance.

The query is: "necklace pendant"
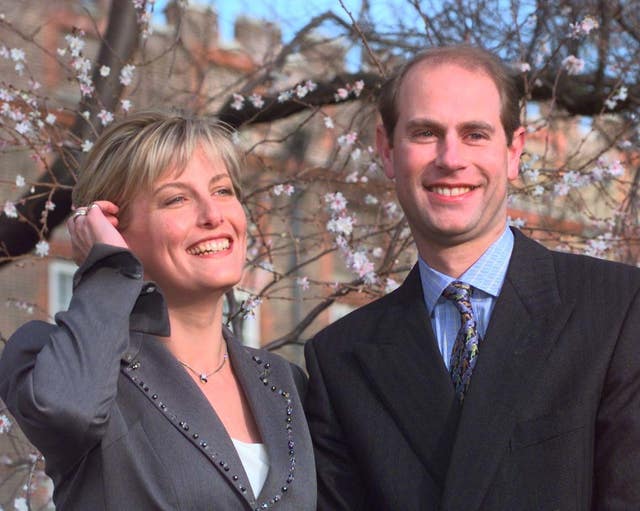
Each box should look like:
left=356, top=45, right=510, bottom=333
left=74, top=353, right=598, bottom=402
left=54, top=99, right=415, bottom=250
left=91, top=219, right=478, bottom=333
left=199, top=374, right=208, bottom=384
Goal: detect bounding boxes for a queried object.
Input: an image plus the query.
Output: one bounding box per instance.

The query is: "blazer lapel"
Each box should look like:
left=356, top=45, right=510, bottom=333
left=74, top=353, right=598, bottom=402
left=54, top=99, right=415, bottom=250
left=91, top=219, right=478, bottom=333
left=442, top=230, right=575, bottom=510
left=353, top=266, right=460, bottom=487
left=224, top=338, right=299, bottom=504
left=122, top=332, right=258, bottom=507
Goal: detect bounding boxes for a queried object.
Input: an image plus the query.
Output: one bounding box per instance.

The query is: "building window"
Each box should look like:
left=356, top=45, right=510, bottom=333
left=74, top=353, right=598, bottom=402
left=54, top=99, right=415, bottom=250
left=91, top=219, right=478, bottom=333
left=48, top=260, right=77, bottom=319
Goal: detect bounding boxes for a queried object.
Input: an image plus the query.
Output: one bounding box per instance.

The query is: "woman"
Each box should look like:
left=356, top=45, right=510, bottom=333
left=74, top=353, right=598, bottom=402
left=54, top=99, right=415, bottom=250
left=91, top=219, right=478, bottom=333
left=0, top=112, right=316, bottom=510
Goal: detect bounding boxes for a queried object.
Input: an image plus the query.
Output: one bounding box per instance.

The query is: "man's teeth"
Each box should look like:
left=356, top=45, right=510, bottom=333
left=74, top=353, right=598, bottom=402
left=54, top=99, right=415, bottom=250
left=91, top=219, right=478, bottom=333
left=187, top=239, right=230, bottom=255
left=430, top=186, right=473, bottom=196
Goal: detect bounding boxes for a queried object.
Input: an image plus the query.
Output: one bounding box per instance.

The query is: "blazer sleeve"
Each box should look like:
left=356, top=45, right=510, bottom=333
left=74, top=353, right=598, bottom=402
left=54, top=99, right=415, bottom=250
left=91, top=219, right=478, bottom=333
left=593, top=287, right=640, bottom=508
left=0, top=245, right=145, bottom=476
left=304, top=335, right=367, bottom=511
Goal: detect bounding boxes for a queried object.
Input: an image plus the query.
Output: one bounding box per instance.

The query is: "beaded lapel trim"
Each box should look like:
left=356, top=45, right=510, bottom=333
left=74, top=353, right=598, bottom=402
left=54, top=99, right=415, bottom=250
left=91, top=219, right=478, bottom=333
left=124, top=353, right=297, bottom=510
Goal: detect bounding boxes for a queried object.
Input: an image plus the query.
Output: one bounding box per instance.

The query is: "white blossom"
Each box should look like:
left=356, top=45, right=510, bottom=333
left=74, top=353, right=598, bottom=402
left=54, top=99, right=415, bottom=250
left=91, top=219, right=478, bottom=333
left=0, top=414, right=11, bottom=434
left=570, top=15, right=599, bottom=38
left=351, top=148, right=362, bottom=161
left=45, top=200, right=55, bottom=211
left=81, top=139, right=93, bottom=152
left=249, top=94, right=264, bottom=109
left=345, top=171, right=359, bottom=183
left=99, top=65, right=110, bottom=77
left=305, top=80, right=317, bottom=92
left=508, top=216, right=526, bottom=228
left=231, top=93, right=244, bottom=111
left=352, top=80, right=364, bottom=97
left=562, top=55, right=585, bottom=75
left=97, top=109, right=114, bottom=126
left=45, top=113, right=57, bottom=125
left=231, top=131, right=241, bottom=145
left=385, top=278, right=400, bottom=294
left=14, top=498, right=28, bottom=511
left=9, top=48, right=25, bottom=62
left=65, top=34, right=85, bottom=57
left=384, top=201, right=399, bottom=217
left=295, top=84, right=309, bottom=98
left=364, top=194, right=378, bottom=205
left=532, top=185, right=545, bottom=196
left=119, top=64, right=136, bottom=86
left=335, top=87, right=349, bottom=101
left=0, top=88, right=14, bottom=101
left=296, top=276, right=310, bottom=291
left=277, top=90, right=292, bottom=103
left=15, top=120, right=32, bottom=135
left=323, top=116, right=334, bottom=129
left=35, top=240, right=50, bottom=257
left=337, top=131, right=358, bottom=147
left=15, top=174, right=25, bottom=188
left=241, top=296, right=262, bottom=319
left=121, top=99, right=132, bottom=112
left=327, top=216, right=354, bottom=236
left=372, top=247, right=384, bottom=258
left=272, top=183, right=295, bottom=196
left=324, top=192, right=347, bottom=213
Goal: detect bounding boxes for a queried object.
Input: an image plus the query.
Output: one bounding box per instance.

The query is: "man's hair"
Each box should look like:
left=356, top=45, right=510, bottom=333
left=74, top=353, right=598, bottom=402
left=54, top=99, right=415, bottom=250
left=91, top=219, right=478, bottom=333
left=72, top=111, right=243, bottom=227
left=378, top=45, right=522, bottom=145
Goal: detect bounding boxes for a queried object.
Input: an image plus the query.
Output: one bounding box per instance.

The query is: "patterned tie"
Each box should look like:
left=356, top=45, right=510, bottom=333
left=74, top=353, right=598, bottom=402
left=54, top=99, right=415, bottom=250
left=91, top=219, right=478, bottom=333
left=442, top=281, right=481, bottom=401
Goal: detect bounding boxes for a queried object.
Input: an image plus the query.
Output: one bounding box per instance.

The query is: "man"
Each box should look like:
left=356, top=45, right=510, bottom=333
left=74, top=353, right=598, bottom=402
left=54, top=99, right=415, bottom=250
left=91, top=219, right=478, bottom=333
left=304, top=45, right=640, bottom=510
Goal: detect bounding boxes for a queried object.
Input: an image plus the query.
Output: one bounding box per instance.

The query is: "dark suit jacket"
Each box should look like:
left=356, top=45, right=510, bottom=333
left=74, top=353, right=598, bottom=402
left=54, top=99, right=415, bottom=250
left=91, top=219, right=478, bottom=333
left=305, top=229, right=640, bottom=510
left=0, top=245, right=316, bottom=511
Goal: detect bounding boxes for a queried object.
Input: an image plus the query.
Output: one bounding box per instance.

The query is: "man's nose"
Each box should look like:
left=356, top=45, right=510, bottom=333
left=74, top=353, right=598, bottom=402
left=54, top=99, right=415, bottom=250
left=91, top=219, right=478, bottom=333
left=435, top=135, right=466, bottom=171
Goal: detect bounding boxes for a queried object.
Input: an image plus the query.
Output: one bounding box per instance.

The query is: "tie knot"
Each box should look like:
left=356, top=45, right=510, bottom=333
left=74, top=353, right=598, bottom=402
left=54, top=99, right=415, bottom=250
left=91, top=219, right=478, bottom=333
left=443, top=281, right=472, bottom=302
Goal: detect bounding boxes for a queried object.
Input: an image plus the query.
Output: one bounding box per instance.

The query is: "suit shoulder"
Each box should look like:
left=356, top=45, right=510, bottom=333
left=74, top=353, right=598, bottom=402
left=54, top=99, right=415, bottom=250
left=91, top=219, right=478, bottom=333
left=308, top=289, right=400, bottom=351
left=549, top=250, right=640, bottom=303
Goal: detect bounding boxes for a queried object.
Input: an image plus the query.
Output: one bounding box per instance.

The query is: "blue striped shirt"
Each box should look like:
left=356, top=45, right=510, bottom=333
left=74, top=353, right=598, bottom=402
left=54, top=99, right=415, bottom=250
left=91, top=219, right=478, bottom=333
left=418, top=227, right=514, bottom=369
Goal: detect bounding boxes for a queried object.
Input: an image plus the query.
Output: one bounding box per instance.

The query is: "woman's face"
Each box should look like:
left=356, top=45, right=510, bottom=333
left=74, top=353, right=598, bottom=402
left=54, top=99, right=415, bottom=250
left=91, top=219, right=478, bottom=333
left=120, top=146, right=247, bottom=303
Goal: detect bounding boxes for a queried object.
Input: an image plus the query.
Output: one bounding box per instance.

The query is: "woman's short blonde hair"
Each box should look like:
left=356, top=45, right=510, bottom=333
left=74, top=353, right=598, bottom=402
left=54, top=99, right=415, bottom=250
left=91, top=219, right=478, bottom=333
left=72, top=111, right=243, bottom=225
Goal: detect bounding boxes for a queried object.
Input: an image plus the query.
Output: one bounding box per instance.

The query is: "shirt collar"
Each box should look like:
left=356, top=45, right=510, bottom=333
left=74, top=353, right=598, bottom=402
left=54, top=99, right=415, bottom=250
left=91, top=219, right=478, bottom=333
left=418, top=227, right=514, bottom=315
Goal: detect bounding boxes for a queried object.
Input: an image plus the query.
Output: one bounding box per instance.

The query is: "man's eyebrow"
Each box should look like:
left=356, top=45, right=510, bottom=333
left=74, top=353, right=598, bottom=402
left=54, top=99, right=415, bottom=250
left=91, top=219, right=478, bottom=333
left=459, top=121, right=495, bottom=133
left=405, top=118, right=445, bottom=131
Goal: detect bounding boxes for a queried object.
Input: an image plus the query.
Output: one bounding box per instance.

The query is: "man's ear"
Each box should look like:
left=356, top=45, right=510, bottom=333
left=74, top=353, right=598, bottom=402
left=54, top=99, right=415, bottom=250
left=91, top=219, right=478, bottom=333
left=376, top=124, right=395, bottom=179
left=507, top=126, right=526, bottom=181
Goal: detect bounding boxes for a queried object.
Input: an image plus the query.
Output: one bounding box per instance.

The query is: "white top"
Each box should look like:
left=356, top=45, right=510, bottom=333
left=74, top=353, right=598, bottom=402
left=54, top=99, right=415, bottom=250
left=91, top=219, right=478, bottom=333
left=231, top=438, right=269, bottom=496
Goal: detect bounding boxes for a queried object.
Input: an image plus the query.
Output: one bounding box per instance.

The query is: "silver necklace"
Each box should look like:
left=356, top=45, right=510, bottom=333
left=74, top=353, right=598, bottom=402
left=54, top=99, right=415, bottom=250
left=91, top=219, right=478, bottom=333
left=179, top=352, right=228, bottom=383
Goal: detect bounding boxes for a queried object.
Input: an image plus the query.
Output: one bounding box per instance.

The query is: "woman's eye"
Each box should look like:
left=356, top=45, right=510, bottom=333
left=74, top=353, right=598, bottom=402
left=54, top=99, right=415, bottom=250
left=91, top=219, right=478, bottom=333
left=165, top=195, right=186, bottom=206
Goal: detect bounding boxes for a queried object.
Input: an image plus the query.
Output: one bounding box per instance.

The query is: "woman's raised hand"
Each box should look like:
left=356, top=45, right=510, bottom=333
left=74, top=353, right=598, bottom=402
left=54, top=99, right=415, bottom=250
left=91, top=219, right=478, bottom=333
left=67, top=200, right=129, bottom=265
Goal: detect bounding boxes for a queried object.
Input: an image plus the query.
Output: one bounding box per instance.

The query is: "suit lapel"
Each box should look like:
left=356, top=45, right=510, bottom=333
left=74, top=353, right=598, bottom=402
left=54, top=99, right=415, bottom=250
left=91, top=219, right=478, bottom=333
left=353, top=266, right=460, bottom=487
left=442, top=231, right=575, bottom=510
left=122, top=332, right=258, bottom=507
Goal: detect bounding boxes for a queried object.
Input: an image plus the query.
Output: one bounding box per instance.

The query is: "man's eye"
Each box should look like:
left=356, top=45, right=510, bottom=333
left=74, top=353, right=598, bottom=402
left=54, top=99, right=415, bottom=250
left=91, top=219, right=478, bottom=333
left=214, top=187, right=234, bottom=197
left=412, top=129, right=435, bottom=139
left=468, top=132, right=488, bottom=140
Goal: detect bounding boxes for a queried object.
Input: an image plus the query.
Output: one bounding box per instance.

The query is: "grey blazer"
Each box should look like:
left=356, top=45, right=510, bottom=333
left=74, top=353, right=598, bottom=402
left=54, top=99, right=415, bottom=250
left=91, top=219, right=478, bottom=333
left=0, top=245, right=316, bottom=510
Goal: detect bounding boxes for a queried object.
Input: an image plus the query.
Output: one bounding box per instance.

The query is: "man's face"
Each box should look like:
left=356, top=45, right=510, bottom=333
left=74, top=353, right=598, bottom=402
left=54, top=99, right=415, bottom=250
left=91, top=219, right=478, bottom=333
left=377, top=62, right=524, bottom=257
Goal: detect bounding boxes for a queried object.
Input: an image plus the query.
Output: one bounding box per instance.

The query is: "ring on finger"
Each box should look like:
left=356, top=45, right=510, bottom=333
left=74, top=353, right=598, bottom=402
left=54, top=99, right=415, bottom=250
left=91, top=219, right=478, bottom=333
left=89, top=203, right=101, bottom=211
left=72, top=208, right=88, bottom=221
